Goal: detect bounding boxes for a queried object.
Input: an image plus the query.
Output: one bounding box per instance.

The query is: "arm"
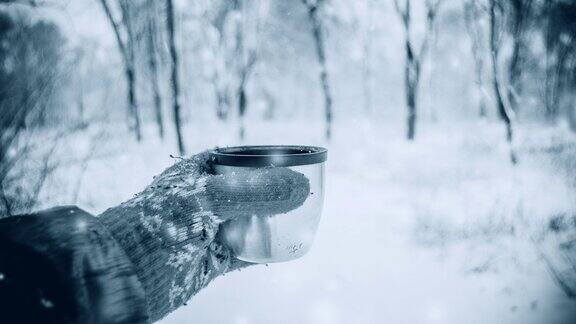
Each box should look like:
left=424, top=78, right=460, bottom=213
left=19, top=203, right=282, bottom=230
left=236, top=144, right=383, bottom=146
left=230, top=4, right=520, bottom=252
left=0, top=152, right=309, bottom=323
left=0, top=206, right=149, bottom=324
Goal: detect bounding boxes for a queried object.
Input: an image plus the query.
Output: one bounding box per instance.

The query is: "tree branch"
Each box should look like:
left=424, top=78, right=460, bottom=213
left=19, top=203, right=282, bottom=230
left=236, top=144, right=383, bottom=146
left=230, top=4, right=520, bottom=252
left=393, top=0, right=410, bottom=29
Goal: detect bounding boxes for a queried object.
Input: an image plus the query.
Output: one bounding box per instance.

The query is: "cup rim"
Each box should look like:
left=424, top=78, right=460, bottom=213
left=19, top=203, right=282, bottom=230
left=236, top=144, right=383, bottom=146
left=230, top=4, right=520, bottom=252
left=210, top=145, right=327, bottom=167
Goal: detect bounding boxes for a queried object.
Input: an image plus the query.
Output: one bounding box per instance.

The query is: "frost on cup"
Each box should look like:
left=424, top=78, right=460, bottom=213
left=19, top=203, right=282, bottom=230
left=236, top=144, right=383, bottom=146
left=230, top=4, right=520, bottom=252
left=210, top=145, right=327, bottom=263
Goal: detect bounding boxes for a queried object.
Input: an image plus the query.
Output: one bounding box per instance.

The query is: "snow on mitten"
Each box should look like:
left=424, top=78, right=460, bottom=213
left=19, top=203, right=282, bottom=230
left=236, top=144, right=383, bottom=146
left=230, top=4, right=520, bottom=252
left=98, top=151, right=310, bottom=322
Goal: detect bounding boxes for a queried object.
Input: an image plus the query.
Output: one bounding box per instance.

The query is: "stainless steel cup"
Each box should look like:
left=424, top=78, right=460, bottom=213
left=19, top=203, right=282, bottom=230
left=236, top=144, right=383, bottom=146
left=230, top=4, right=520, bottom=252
left=210, top=145, right=327, bottom=263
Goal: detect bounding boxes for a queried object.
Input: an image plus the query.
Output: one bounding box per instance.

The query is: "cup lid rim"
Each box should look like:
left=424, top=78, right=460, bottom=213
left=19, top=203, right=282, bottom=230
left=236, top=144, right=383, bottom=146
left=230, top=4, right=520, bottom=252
left=210, top=145, right=327, bottom=167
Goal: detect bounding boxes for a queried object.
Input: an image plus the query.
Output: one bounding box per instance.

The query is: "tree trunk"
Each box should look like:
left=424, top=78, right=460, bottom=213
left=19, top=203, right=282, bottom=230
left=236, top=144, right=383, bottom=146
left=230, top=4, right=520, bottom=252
left=126, top=66, right=142, bottom=142
left=124, top=5, right=141, bottom=142
left=403, top=15, right=419, bottom=141
left=98, top=0, right=141, bottom=141
left=491, top=65, right=513, bottom=143
left=166, top=0, right=185, bottom=155
left=236, top=54, right=256, bottom=140
left=476, top=67, right=488, bottom=119
left=212, top=73, right=229, bottom=121
left=464, top=0, right=487, bottom=118
left=147, top=17, right=164, bottom=140
left=406, top=90, right=417, bottom=140
left=507, top=0, right=532, bottom=113
left=238, top=87, right=246, bottom=140
left=405, top=57, right=419, bottom=141
left=307, top=5, right=333, bottom=140
left=507, top=37, right=522, bottom=112
left=489, top=0, right=517, bottom=164
left=216, top=89, right=229, bottom=121
left=394, top=0, right=440, bottom=141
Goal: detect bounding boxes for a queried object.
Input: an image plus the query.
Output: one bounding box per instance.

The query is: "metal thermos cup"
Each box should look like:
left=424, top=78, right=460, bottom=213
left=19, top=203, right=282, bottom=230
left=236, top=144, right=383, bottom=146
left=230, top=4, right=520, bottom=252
left=210, top=145, right=327, bottom=263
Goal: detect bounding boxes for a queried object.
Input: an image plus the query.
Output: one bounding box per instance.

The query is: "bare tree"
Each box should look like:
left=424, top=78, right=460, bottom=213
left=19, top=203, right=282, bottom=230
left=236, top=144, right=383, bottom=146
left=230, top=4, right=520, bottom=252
left=98, top=0, right=142, bottom=141
left=506, top=0, right=533, bottom=113
left=394, top=0, right=443, bottom=140
left=488, top=0, right=517, bottom=164
left=301, top=0, right=333, bottom=140
left=146, top=2, right=165, bottom=140
left=166, top=0, right=185, bottom=155
left=464, top=0, right=488, bottom=118
left=0, top=6, right=67, bottom=215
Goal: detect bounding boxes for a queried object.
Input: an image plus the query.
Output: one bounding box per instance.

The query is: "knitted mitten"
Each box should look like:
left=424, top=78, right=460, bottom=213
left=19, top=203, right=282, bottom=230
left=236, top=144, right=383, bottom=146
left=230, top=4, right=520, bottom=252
left=98, top=151, right=309, bottom=322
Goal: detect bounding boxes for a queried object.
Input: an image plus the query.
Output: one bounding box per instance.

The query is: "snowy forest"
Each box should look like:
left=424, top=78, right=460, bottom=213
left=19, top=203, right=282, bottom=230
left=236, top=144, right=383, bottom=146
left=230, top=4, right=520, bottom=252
left=1, top=0, right=576, bottom=323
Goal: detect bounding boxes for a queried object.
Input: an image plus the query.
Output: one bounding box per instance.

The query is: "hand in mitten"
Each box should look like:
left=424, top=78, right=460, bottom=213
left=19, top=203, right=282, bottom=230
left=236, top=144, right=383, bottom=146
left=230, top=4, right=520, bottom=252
left=98, top=151, right=310, bottom=322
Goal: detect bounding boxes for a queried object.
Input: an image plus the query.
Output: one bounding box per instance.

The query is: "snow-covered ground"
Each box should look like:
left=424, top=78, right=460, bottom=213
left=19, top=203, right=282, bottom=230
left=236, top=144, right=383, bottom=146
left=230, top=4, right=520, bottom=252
left=39, top=118, right=576, bottom=323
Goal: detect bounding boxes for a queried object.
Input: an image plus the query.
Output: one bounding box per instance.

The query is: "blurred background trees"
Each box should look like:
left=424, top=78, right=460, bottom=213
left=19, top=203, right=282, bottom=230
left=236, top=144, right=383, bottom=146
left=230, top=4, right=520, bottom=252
left=0, top=0, right=576, bottom=215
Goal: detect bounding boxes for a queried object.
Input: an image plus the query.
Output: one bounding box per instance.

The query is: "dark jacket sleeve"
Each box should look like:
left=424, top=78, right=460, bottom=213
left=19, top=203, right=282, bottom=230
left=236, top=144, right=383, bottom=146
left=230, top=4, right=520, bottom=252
left=0, top=206, right=150, bottom=324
